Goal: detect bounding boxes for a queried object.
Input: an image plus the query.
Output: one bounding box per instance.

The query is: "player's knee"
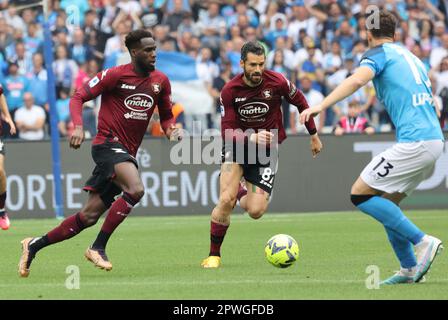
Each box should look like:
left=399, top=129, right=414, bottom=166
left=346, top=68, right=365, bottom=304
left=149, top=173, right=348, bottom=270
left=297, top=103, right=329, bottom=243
left=0, top=168, right=5, bottom=178
left=247, top=205, right=267, bottom=220
left=350, top=194, right=375, bottom=207
left=79, top=211, right=99, bottom=227
left=125, top=184, right=145, bottom=202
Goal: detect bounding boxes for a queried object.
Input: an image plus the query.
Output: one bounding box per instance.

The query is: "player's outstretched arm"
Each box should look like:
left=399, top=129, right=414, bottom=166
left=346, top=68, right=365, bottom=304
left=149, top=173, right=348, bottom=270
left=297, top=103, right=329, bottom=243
left=300, top=66, right=375, bottom=124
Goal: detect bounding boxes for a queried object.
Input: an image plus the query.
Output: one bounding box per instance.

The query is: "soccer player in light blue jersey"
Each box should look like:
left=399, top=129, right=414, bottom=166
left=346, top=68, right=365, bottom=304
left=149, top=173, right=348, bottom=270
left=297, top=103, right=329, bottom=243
left=300, top=10, right=444, bottom=285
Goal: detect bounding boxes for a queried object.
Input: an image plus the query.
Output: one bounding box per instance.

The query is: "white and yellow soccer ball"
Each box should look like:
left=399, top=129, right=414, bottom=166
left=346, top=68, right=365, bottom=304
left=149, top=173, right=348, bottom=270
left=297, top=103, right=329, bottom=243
left=264, top=234, right=299, bottom=268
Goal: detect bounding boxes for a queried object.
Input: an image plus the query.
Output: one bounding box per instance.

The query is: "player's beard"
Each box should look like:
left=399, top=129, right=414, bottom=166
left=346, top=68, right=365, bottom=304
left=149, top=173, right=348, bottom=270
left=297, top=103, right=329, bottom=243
left=244, top=69, right=263, bottom=86
left=136, top=59, right=155, bottom=73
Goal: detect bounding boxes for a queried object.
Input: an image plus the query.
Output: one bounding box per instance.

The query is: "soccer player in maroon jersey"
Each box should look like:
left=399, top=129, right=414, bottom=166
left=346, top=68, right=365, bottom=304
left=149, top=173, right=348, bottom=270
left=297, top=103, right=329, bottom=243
left=201, top=41, right=323, bottom=268
left=19, top=30, right=179, bottom=277
left=0, top=85, right=17, bottom=231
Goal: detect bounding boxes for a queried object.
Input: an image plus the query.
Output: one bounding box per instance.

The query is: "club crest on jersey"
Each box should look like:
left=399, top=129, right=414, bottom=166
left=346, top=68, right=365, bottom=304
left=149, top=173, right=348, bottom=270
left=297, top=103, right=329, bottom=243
left=262, top=89, right=273, bottom=100
left=152, top=83, right=161, bottom=94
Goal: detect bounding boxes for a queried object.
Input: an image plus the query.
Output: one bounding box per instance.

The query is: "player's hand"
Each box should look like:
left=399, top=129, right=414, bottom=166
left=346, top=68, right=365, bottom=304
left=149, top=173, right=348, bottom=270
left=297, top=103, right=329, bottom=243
left=310, top=133, right=322, bottom=158
left=250, top=130, right=274, bottom=146
left=300, top=105, right=323, bottom=125
left=166, top=124, right=183, bottom=141
left=5, top=118, right=16, bottom=135
left=69, top=125, right=85, bottom=149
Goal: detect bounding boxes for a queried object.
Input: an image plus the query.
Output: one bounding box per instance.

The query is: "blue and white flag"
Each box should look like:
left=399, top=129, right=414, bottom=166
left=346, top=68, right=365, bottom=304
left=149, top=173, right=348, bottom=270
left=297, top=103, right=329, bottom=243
left=156, top=51, right=213, bottom=115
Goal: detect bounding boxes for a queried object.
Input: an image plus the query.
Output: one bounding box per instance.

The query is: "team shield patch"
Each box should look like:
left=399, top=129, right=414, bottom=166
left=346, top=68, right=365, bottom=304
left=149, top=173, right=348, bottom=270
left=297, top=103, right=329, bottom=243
left=152, top=83, right=161, bottom=94
left=262, top=89, right=273, bottom=100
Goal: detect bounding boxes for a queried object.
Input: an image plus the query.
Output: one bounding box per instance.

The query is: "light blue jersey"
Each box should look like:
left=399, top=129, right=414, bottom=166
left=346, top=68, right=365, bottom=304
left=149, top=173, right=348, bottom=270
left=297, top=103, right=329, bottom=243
left=359, top=42, right=444, bottom=142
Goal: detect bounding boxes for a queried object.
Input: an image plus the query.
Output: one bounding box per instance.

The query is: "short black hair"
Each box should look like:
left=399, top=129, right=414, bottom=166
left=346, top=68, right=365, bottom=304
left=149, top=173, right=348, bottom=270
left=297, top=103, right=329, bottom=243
left=241, top=41, right=265, bottom=61
left=366, top=10, right=397, bottom=39
left=125, top=29, right=154, bottom=51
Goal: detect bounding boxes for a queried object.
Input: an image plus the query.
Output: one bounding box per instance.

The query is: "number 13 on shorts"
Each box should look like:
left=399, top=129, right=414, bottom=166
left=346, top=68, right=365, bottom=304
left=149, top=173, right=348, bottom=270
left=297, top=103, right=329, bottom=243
left=371, top=157, right=394, bottom=178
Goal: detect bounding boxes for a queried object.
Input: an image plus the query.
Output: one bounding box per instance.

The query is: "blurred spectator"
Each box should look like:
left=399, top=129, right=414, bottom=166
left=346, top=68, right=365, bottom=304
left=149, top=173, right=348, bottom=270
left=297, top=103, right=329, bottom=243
left=271, top=49, right=293, bottom=130
left=14, top=92, right=46, bottom=140
left=26, top=53, right=48, bottom=108
left=69, top=29, right=89, bottom=65
left=225, top=1, right=259, bottom=28
left=196, top=1, right=226, bottom=52
left=266, top=36, right=295, bottom=71
left=9, top=41, right=33, bottom=76
left=333, top=100, right=375, bottom=136
left=287, top=2, right=323, bottom=46
left=56, top=88, right=72, bottom=137
left=2, top=62, right=29, bottom=115
left=24, top=23, right=43, bottom=55
left=264, top=15, right=288, bottom=48
left=322, top=41, right=343, bottom=75
left=3, top=6, right=26, bottom=33
left=431, top=56, right=448, bottom=94
left=297, top=39, right=325, bottom=93
left=209, top=59, right=233, bottom=129
left=0, top=18, right=14, bottom=53
left=290, top=73, right=325, bottom=134
left=430, top=33, right=448, bottom=69
left=104, top=20, right=130, bottom=58
left=334, top=20, right=355, bottom=58
left=196, top=47, right=220, bottom=85
left=293, top=36, right=323, bottom=70
left=117, top=0, right=142, bottom=16
left=53, top=45, right=78, bottom=96
left=164, top=0, right=188, bottom=38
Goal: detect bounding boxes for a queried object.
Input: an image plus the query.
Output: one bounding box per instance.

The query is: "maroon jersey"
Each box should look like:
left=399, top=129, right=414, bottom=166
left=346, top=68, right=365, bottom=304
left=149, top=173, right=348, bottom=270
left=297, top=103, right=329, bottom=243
left=70, top=63, right=174, bottom=156
left=220, top=70, right=316, bottom=144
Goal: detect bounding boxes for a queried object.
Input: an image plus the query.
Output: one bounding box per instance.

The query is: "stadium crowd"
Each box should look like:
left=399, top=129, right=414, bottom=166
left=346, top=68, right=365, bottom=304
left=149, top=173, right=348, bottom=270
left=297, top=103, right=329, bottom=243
left=0, top=0, right=447, bottom=140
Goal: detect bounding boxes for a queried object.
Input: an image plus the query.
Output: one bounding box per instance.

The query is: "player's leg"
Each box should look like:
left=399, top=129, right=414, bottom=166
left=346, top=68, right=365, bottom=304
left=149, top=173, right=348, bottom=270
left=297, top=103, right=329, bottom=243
left=0, top=154, right=10, bottom=230
left=18, top=192, right=107, bottom=277
left=201, top=162, right=243, bottom=268
left=88, top=161, right=143, bottom=257
left=242, top=155, right=277, bottom=219
left=244, top=181, right=270, bottom=220
left=351, top=141, right=444, bottom=284
left=350, top=177, right=425, bottom=284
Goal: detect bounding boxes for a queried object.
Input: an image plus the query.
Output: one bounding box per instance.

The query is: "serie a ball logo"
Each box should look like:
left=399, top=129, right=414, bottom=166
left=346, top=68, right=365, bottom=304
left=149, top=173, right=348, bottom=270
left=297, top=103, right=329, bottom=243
left=264, top=234, right=299, bottom=268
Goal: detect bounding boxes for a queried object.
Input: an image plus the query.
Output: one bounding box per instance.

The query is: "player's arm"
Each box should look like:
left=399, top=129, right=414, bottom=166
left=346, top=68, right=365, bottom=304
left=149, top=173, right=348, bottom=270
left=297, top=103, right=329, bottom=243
left=0, top=92, right=16, bottom=135
left=300, top=66, right=375, bottom=124
left=158, top=77, right=179, bottom=141
left=69, top=69, right=116, bottom=149
left=282, top=76, right=322, bottom=157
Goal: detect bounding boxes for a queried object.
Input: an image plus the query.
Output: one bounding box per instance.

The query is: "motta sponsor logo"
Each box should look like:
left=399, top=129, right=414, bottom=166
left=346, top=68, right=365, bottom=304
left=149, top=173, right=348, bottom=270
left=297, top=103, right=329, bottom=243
left=124, top=93, right=154, bottom=112
left=238, top=102, right=269, bottom=119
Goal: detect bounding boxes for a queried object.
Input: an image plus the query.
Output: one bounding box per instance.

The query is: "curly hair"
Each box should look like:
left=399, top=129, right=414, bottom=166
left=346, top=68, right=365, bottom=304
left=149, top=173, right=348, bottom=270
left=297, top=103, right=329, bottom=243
left=124, top=29, right=154, bottom=51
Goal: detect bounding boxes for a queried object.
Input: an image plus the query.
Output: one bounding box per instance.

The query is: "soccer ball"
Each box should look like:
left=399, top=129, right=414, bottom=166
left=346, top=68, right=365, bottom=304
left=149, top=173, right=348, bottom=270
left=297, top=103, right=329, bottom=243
left=264, top=234, right=299, bottom=268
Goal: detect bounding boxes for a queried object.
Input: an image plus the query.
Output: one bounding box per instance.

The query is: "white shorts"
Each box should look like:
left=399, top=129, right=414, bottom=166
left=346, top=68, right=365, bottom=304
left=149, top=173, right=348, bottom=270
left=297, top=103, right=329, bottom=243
left=360, top=140, right=444, bottom=195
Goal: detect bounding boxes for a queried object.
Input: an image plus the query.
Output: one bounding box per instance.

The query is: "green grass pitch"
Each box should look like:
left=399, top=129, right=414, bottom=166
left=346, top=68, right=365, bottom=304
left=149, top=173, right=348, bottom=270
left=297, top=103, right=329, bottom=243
left=1, top=210, right=447, bottom=300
